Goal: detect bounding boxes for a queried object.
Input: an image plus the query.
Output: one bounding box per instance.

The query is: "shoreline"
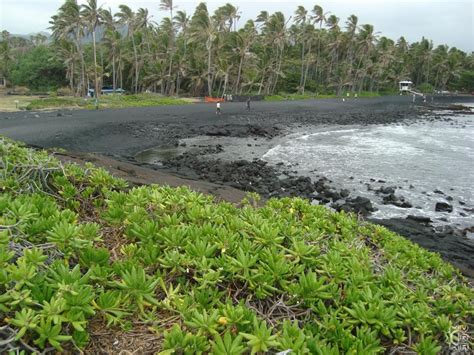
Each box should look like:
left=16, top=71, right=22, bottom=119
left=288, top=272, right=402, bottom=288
left=1, top=95, right=473, bottom=275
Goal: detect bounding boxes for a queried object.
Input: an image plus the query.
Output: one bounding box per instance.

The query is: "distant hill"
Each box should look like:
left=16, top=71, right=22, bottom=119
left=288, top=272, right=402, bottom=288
left=10, top=26, right=127, bottom=44
left=10, top=31, right=52, bottom=41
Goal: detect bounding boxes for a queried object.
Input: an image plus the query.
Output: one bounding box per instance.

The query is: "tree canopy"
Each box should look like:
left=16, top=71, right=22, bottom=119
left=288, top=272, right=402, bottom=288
left=1, top=1, right=473, bottom=95
left=9, top=46, right=66, bottom=91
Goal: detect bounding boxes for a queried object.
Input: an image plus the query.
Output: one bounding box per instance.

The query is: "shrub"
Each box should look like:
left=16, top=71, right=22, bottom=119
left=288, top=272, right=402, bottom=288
left=0, top=136, right=472, bottom=353
left=57, top=87, right=73, bottom=97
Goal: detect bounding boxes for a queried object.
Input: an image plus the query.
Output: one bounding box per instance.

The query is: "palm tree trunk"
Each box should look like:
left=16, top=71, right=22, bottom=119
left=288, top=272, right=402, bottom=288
left=302, top=42, right=312, bottom=93
left=176, top=70, right=180, bottom=96
left=272, top=46, right=284, bottom=94
left=75, top=28, right=86, bottom=96
left=207, top=44, right=212, bottom=96
left=112, top=53, right=116, bottom=91
left=257, top=71, right=265, bottom=95
left=167, top=57, right=174, bottom=95
left=70, top=61, right=74, bottom=93
left=131, top=32, right=139, bottom=93
left=92, top=29, right=100, bottom=99
left=299, top=36, right=305, bottom=93
left=222, top=72, right=229, bottom=97
left=236, top=53, right=244, bottom=94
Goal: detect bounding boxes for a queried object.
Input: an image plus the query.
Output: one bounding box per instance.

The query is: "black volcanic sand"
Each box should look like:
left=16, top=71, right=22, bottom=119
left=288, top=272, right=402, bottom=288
left=1, top=95, right=473, bottom=275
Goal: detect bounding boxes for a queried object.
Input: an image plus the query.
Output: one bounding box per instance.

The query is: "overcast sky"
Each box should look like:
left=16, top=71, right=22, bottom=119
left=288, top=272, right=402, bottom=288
left=1, top=0, right=473, bottom=52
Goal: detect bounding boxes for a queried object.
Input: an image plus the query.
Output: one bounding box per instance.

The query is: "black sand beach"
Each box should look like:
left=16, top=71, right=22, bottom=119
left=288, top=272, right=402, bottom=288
left=1, top=95, right=473, bottom=275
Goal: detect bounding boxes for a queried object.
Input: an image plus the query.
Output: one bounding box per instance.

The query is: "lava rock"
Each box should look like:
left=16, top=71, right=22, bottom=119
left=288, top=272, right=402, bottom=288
left=337, top=196, right=375, bottom=216
left=377, top=186, right=396, bottom=195
left=340, top=189, right=350, bottom=198
left=406, top=215, right=431, bottom=224
left=435, top=202, right=453, bottom=213
left=382, top=193, right=412, bottom=208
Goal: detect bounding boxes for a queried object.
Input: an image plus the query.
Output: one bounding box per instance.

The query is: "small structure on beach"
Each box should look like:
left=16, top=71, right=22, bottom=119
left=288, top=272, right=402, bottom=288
left=399, top=80, right=413, bottom=93
left=0, top=72, right=6, bottom=88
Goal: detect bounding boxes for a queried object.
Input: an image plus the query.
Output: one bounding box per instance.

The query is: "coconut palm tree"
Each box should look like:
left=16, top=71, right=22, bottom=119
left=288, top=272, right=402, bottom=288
left=34, top=1, right=474, bottom=96
left=355, top=24, right=378, bottom=91
left=0, top=31, right=12, bottom=80
left=159, top=0, right=177, bottom=94
left=190, top=3, right=218, bottom=96
left=81, top=0, right=103, bottom=99
left=50, top=0, right=87, bottom=95
left=227, top=4, right=241, bottom=32
left=311, top=5, right=328, bottom=85
left=160, top=0, right=175, bottom=20
left=294, top=5, right=308, bottom=93
left=55, top=39, right=78, bottom=92
left=344, top=14, right=358, bottom=90
left=174, top=10, right=190, bottom=95
left=116, top=5, right=140, bottom=93
left=233, top=20, right=257, bottom=94
left=326, top=14, right=341, bottom=87
left=103, top=29, right=122, bottom=91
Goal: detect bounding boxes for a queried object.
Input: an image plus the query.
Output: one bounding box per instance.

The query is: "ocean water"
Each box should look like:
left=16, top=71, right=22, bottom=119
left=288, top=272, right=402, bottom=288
left=263, top=110, right=474, bottom=229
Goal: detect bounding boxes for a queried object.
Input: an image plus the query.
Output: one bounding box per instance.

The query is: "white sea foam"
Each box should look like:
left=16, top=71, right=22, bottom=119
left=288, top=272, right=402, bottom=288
left=263, top=114, right=474, bottom=228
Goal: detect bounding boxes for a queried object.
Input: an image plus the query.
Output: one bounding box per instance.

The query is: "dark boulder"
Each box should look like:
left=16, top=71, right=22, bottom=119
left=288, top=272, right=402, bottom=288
left=407, top=215, right=431, bottom=224
left=435, top=202, right=453, bottom=213
left=383, top=193, right=412, bottom=208
left=377, top=186, right=396, bottom=195
left=337, top=196, right=375, bottom=216
left=340, top=189, right=350, bottom=198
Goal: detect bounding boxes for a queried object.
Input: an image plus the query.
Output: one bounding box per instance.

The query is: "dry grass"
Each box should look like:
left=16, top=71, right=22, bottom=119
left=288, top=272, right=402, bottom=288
left=0, top=94, right=41, bottom=112
left=85, top=318, right=163, bottom=354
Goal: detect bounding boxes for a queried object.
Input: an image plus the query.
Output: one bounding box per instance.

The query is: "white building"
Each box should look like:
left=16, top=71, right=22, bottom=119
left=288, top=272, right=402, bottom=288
left=399, top=80, right=413, bottom=93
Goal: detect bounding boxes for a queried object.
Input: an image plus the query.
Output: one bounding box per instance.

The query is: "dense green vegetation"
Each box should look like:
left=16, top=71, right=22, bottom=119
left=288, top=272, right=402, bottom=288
left=1, top=1, right=473, bottom=98
left=9, top=46, right=67, bottom=91
left=0, top=136, right=472, bottom=353
left=25, top=93, right=190, bottom=110
left=265, top=91, right=381, bottom=101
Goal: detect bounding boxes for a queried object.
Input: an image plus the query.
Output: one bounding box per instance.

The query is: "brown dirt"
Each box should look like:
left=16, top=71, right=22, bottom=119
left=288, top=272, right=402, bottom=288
left=85, top=318, right=162, bottom=354
left=53, top=150, right=250, bottom=205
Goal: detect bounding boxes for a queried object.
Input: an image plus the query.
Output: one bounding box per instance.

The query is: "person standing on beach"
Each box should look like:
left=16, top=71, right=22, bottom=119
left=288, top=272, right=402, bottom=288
left=247, top=97, right=251, bottom=111
left=216, top=102, right=221, bottom=115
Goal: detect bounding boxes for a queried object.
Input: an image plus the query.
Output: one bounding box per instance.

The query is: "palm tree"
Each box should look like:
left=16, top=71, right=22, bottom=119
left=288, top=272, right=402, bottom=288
left=55, top=39, right=78, bottom=92
left=160, top=0, right=175, bottom=20
left=344, top=14, right=358, bottom=90
left=81, top=0, right=103, bottom=100
left=0, top=31, right=12, bottom=80
left=326, top=14, right=341, bottom=88
left=36, top=1, right=474, bottom=96
left=233, top=20, right=257, bottom=93
left=355, top=24, right=378, bottom=91
left=294, top=5, right=308, bottom=93
left=174, top=10, right=190, bottom=95
left=116, top=5, right=139, bottom=93
left=259, top=12, right=289, bottom=94
left=103, top=29, right=122, bottom=91
left=311, top=5, right=328, bottom=85
left=50, top=0, right=87, bottom=95
left=159, top=1, right=176, bottom=94
left=190, top=3, right=218, bottom=96
left=227, top=4, right=241, bottom=32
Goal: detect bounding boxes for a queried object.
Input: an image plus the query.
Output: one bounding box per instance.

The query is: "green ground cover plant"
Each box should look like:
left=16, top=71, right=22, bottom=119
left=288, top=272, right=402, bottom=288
left=25, top=94, right=190, bottom=111
left=0, top=136, right=472, bottom=354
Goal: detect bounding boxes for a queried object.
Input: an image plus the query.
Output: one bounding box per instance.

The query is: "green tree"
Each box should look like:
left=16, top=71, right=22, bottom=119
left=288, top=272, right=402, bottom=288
left=81, top=0, right=103, bottom=99
left=10, top=46, right=67, bottom=91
